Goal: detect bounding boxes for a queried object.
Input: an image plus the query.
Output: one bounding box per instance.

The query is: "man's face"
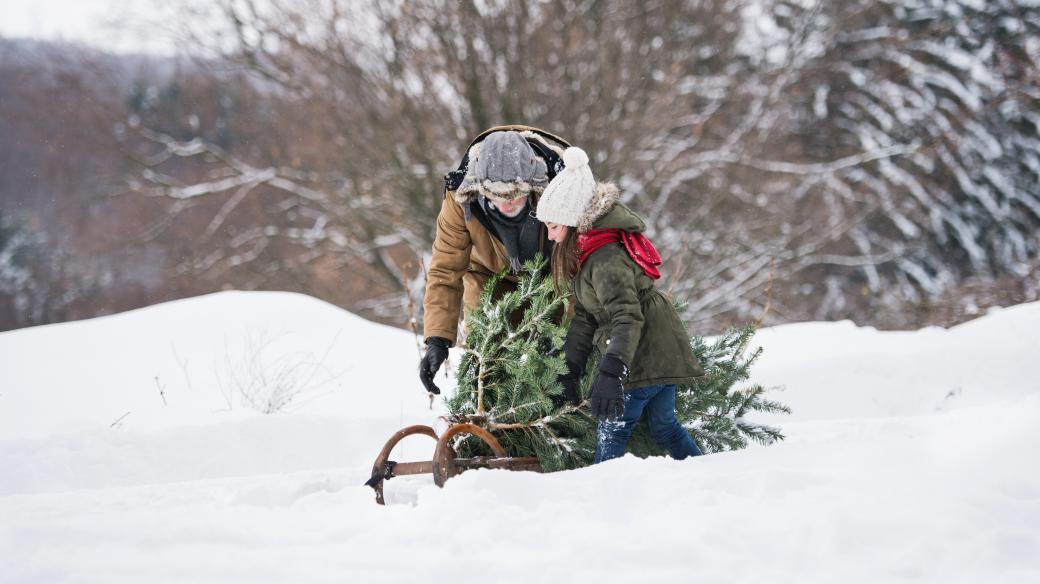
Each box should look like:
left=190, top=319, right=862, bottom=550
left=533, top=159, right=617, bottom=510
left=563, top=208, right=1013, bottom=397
left=488, top=195, right=528, bottom=218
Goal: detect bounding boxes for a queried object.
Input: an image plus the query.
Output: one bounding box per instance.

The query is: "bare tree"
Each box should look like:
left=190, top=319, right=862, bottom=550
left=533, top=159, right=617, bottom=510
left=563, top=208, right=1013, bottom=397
left=118, top=0, right=1040, bottom=331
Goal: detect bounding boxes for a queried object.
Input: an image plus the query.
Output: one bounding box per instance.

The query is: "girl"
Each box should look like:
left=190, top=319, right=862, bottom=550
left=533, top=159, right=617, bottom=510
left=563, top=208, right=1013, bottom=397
left=537, top=146, right=705, bottom=463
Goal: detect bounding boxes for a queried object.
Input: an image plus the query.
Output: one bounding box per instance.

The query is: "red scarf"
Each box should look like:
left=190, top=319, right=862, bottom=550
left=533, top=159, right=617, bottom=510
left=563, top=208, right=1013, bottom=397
left=577, top=228, right=662, bottom=279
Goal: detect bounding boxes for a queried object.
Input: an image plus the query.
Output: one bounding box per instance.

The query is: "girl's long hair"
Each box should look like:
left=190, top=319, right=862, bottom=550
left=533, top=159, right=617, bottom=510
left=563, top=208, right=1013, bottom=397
left=551, top=225, right=581, bottom=295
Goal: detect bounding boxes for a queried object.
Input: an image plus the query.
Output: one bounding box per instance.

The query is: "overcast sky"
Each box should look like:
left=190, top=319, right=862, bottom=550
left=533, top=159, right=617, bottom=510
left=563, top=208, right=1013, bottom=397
left=4, top=0, right=113, bottom=41
left=2, top=0, right=176, bottom=54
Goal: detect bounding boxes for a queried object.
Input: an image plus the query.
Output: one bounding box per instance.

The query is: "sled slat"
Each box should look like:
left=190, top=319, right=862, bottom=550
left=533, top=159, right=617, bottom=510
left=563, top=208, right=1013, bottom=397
left=388, top=457, right=542, bottom=476
left=387, top=461, right=433, bottom=476
left=456, top=456, right=543, bottom=472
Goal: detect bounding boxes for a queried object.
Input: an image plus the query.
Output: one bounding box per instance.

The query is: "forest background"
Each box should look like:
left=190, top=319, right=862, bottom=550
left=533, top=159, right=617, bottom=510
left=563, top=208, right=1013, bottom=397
left=2, top=0, right=1038, bottom=334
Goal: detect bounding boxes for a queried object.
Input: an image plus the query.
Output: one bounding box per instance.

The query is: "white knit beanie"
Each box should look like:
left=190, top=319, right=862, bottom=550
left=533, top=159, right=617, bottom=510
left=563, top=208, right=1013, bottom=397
left=536, top=147, right=596, bottom=227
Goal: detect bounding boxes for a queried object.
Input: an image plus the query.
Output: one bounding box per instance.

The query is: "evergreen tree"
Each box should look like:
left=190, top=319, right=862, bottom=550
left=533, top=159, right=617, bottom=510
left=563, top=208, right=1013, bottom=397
left=628, top=313, right=790, bottom=456
left=0, top=213, right=38, bottom=324
left=446, top=256, right=597, bottom=471
left=446, top=258, right=789, bottom=472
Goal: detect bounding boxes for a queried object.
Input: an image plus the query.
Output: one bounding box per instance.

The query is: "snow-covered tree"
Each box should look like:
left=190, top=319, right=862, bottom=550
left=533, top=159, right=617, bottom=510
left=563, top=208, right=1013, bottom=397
left=0, top=213, right=102, bottom=331
left=811, top=0, right=1040, bottom=321
left=0, top=214, right=51, bottom=329
left=122, top=0, right=1040, bottom=331
left=649, top=0, right=1040, bottom=327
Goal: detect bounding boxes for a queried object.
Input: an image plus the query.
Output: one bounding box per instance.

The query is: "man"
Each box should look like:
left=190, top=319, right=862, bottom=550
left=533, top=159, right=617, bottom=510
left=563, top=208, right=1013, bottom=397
left=419, top=125, right=570, bottom=394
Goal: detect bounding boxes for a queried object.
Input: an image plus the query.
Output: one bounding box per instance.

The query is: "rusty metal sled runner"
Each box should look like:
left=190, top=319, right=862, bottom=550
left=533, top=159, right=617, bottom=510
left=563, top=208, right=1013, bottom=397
left=364, top=422, right=544, bottom=505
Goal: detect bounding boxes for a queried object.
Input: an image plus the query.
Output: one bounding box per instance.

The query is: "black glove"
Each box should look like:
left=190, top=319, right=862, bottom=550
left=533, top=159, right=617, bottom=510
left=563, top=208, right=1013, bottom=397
left=551, top=360, right=583, bottom=409
left=588, top=354, right=628, bottom=420
left=419, top=336, right=450, bottom=394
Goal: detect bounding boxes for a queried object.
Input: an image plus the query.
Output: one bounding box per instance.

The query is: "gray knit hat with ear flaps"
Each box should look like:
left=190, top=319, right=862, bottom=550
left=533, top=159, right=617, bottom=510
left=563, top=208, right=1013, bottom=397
left=460, top=131, right=549, bottom=201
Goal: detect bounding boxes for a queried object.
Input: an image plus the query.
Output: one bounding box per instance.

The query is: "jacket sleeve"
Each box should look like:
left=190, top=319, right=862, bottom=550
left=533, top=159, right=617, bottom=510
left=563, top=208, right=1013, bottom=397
left=422, top=195, right=472, bottom=345
left=590, top=255, right=644, bottom=368
left=563, top=300, right=598, bottom=373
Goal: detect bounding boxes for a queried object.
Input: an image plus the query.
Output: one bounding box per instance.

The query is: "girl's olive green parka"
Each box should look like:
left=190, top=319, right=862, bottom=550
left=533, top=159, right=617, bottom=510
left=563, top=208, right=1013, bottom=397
left=564, top=199, right=705, bottom=389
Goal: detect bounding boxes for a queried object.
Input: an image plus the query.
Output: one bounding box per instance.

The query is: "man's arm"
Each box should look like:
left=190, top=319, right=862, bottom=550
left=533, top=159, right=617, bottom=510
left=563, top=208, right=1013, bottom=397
left=422, top=194, right=473, bottom=345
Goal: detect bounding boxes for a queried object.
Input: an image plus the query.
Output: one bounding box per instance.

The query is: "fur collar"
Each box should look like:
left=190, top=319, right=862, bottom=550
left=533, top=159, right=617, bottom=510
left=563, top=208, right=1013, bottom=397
left=576, top=182, right=621, bottom=233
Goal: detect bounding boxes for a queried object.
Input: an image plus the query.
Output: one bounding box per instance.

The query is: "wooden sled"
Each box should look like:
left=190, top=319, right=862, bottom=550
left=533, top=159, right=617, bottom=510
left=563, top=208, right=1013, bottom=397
left=364, top=423, right=543, bottom=505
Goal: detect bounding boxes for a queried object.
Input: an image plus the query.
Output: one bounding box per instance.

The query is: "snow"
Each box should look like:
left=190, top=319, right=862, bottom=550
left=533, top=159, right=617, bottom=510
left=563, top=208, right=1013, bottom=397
left=2, top=292, right=1039, bottom=583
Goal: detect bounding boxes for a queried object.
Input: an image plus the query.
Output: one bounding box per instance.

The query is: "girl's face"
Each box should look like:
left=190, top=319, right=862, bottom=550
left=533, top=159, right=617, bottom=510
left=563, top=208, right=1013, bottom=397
left=545, top=222, right=570, bottom=243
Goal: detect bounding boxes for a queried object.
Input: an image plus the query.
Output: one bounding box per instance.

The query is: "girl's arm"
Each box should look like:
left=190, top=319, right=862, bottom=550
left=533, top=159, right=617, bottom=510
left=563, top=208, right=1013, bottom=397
left=563, top=301, right=597, bottom=374
left=591, top=258, right=644, bottom=369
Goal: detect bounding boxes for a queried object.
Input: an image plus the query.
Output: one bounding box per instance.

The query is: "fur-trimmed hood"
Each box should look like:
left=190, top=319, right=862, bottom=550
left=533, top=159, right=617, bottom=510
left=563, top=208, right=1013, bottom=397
left=445, top=125, right=570, bottom=205
left=576, top=182, right=623, bottom=233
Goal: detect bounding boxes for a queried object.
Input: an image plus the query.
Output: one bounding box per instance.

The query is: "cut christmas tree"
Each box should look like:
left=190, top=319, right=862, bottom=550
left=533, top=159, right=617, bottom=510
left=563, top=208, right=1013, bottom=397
left=445, top=257, right=788, bottom=471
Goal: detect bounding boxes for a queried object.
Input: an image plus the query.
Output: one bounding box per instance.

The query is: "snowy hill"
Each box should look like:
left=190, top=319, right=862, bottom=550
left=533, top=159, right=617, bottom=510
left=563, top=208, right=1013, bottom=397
left=1, top=292, right=1038, bottom=583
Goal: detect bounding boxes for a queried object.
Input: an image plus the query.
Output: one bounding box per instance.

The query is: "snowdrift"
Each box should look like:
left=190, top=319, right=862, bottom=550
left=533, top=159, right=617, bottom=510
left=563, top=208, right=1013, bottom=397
left=1, top=292, right=1037, bottom=583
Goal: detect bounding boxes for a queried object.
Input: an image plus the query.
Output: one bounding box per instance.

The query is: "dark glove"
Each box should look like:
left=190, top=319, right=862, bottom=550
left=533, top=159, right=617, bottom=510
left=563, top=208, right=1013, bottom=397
left=551, top=360, right=583, bottom=409
left=588, top=354, right=628, bottom=420
left=418, top=336, right=450, bottom=394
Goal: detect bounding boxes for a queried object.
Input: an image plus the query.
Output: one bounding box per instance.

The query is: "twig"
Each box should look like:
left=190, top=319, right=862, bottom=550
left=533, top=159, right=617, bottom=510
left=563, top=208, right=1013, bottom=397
left=754, top=257, right=777, bottom=329
left=154, top=376, right=168, bottom=406
left=400, top=254, right=426, bottom=360
left=404, top=256, right=442, bottom=410
left=487, top=401, right=591, bottom=430
left=109, top=411, right=131, bottom=428
left=171, top=343, right=195, bottom=394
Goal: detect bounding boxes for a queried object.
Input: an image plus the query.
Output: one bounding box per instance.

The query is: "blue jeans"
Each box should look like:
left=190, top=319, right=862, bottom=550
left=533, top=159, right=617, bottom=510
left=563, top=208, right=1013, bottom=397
left=594, top=384, right=703, bottom=464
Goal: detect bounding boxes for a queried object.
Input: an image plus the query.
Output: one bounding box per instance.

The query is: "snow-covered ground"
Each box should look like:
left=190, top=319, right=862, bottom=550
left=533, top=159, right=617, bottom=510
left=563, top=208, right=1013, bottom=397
left=1, top=292, right=1037, bottom=583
